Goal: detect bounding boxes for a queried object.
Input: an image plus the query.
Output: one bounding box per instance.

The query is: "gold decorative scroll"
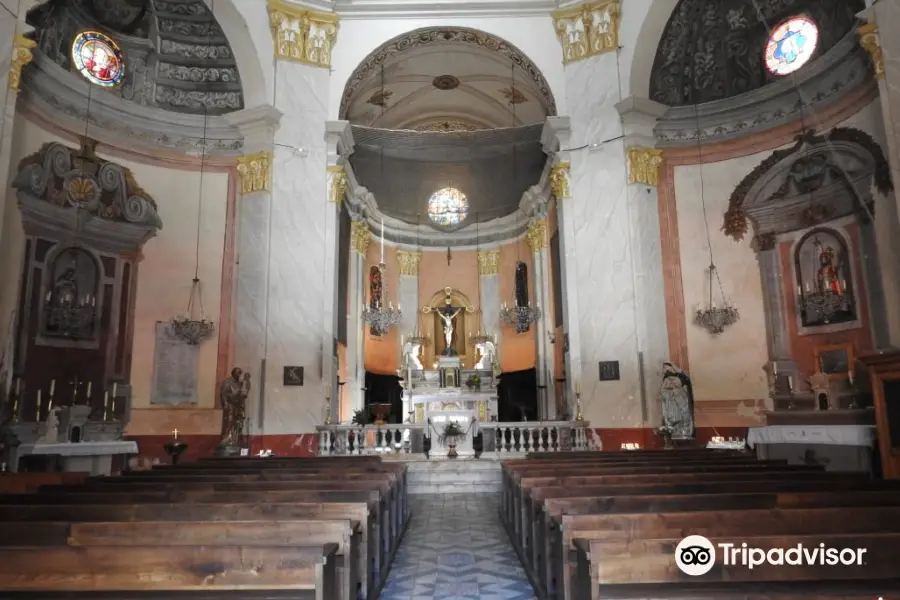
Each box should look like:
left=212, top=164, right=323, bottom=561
left=477, top=400, right=487, bottom=422
left=477, top=250, right=500, bottom=275
left=327, top=164, right=347, bottom=207
left=9, top=34, right=36, bottom=92
left=268, top=0, right=339, bottom=68
left=236, top=150, right=272, bottom=194
left=415, top=404, right=424, bottom=423
left=396, top=251, right=422, bottom=276
left=626, top=146, right=664, bottom=187
left=527, top=219, right=547, bottom=252
left=548, top=161, right=571, bottom=201
left=552, top=0, right=621, bottom=65
left=858, top=23, right=884, bottom=80
left=350, top=220, right=370, bottom=256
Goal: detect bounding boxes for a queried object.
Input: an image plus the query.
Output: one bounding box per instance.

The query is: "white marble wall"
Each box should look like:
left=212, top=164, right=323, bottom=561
left=399, top=274, right=418, bottom=335
left=564, top=54, right=642, bottom=427
left=345, top=238, right=365, bottom=414
left=480, top=272, right=500, bottom=344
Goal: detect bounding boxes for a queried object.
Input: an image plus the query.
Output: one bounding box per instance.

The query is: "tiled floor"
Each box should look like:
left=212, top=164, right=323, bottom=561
left=379, top=493, right=537, bottom=600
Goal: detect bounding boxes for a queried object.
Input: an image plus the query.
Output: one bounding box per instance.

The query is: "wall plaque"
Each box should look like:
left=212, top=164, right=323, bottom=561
left=150, top=322, right=199, bottom=405
left=599, top=361, right=620, bottom=381
left=283, top=366, right=304, bottom=386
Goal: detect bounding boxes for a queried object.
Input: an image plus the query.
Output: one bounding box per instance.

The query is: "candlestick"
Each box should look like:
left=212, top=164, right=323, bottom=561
left=325, top=384, right=331, bottom=400
left=787, top=376, right=793, bottom=392
left=112, top=382, right=118, bottom=398
left=848, top=370, right=854, bottom=385
left=772, top=362, right=778, bottom=376
left=86, top=381, right=92, bottom=398
left=36, top=389, right=42, bottom=421
left=103, top=391, right=109, bottom=420
left=575, top=381, right=581, bottom=395
left=49, top=379, right=55, bottom=396
left=172, top=428, right=178, bottom=440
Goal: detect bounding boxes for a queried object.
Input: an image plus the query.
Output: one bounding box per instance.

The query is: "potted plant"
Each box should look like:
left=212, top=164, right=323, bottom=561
left=351, top=408, right=370, bottom=426
left=465, top=374, right=481, bottom=391
left=438, top=420, right=467, bottom=458
left=655, top=425, right=674, bottom=449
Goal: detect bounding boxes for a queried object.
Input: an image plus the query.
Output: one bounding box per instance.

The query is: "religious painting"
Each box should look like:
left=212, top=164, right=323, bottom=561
left=71, top=31, right=125, bottom=87
left=43, top=248, right=99, bottom=340
left=814, top=343, right=854, bottom=380
left=764, top=16, right=819, bottom=76
left=794, top=229, right=855, bottom=327
left=369, top=265, right=382, bottom=336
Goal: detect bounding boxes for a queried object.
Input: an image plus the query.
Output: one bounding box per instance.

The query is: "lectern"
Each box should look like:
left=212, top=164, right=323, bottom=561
left=859, top=351, right=900, bottom=478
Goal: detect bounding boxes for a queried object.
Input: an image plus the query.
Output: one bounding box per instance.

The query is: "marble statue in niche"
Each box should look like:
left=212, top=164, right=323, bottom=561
left=43, top=248, right=98, bottom=339
left=659, top=362, right=695, bottom=439
left=216, top=367, right=251, bottom=455
left=795, top=229, right=855, bottom=327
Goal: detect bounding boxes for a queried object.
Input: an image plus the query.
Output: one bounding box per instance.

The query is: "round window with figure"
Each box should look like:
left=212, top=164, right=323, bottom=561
left=764, top=16, right=819, bottom=76
left=427, top=187, right=468, bottom=227
left=72, top=31, right=125, bottom=87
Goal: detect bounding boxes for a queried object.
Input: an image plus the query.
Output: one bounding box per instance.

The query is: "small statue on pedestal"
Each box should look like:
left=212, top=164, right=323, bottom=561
left=215, top=367, right=250, bottom=456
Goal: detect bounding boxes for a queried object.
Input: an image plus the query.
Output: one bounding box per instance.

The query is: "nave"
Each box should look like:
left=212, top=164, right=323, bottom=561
left=380, top=493, right=536, bottom=600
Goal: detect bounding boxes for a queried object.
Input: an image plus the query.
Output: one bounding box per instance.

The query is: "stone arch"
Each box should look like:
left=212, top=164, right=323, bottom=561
left=203, top=0, right=270, bottom=109
left=337, top=26, right=558, bottom=122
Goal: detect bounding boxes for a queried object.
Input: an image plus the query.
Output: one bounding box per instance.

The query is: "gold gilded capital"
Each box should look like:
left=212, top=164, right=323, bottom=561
left=236, top=150, right=272, bottom=194
left=858, top=23, right=884, bottom=81
left=350, top=221, right=370, bottom=256
left=527, top=219, right=547, bottom=252
left=396, top=251, right=422, bottom=276
left=268, top=0, right=339, bottom=68
left=9, top=34, right=37, bottom=92
left=477, top=250, right=500, bottom=275
left=552, top=0, right=620, bottom=65
left=327, top=164, right=347, bottom=207
left=549, top=161, right=571, bottom=201
left=626, top=146, right=664, bottom=187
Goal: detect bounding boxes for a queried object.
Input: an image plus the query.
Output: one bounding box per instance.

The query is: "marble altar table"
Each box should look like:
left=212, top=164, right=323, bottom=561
left=10, top=440, right=138, bottom=475
left=748, top=424, right=876, bottom=473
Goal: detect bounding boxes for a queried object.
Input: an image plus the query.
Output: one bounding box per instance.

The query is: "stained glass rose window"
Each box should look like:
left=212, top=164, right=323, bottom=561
left=427, top=187, right=468, bottom=227
left=72, top=31, right=125, bottom=87
left=765, top=17, right=818, bottom=76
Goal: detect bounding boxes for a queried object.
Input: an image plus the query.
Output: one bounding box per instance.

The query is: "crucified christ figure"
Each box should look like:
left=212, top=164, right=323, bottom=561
left=438, top=304, right=462, bottom=355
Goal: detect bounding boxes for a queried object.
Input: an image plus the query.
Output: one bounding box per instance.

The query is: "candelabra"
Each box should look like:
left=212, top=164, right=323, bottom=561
left=694, top=304, right=740, bottom=335
left=362, top=263, right=402, bottom=335
left=500, top=301, right=540, bottom=334
left=797, top=287, right=850, bottom=324
left=44, top=293, right=95, bottom=338
left=168, top=315, right=216, bottom=345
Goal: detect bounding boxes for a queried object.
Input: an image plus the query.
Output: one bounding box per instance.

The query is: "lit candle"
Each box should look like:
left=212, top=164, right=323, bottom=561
left=172, top=428, right=178, bottom=440
left=86, top=382, right=92, bottom=398
left=49, top=379, right=55, bottom=396
left=380, top=218, right=385, bottom=263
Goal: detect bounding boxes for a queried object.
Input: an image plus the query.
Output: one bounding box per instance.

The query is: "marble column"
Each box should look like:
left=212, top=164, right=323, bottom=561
left=477, top=248, right=501, bottom=350
left=551, top=1, right=642, bottom=427
left=527, top=216, right=556, bottom=420
left=325, top=122, right=353, bottom=421
left=223, top=105, right=282, bottom=435
left=0, top=30, right=35, bottom=276
left=346, top=218, right=370, bottom=415
left=616, top=97, right=670, bottom=426
left=256, top=2, right=339, bottom=434
left=396, top=251, right=421, bottom=335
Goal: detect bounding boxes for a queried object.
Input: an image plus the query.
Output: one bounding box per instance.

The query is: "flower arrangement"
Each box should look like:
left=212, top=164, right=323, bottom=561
left=351, top=408, right=370, bottom=426
left=465, top=374, right=481, bottom=390
left=439, top=420, right=467, bottom=458
left=655, top=425, right=673, bottom=438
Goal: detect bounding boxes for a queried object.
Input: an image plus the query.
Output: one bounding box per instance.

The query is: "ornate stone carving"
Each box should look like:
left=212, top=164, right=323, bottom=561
left=13, top=138, right=162, bottom=228
left=236, top=151, right=272, bottom=195
left=650, top=0, right=864, bottom=106
left=527, top=219, right=547, bottom=252
left=857, top=23, right=884, bottom=80
left=350, top=220, right=370, bottom=256
left=551, top=0, right=621, bottom=65
left=549, top=161, right=571, bottom=201
left=9, top=34, right=37, bottom=92
left=413, top=121, right=478, bottom=132
left=268, top=0, right=339, bottom=68
left=753, top=232, right=777, bottom=252
left=339, top=27, right=556, bottom=118
left=327, top=165, right=347, bottom=207
left=626, top=146, right=664, bottom=187
left=396, top=251, right=422, bottom=276
left=477, top=250, right=500, bottom=275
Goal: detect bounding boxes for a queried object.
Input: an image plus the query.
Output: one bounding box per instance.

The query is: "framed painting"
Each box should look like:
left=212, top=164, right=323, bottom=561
left=814, top=343, right=854, bottom=380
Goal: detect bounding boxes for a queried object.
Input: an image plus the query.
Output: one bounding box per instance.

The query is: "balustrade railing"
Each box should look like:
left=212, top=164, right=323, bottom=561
left=315, top=420, right=592, bottom=456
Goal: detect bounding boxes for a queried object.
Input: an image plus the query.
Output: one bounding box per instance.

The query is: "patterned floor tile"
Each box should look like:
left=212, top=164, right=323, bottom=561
left=379, top=493, right=536, bottom=600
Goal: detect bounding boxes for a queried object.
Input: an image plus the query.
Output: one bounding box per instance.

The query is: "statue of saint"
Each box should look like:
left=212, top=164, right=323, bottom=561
left=659, top=362, right=694, bottom=439
left=816, top=244, right=842, bottom=294
left=53, top=267, right=78, bottom=307
left=402, top=341, right=424, bottom=370
left=217, top=367, right=251, bottom=452
left=438, top=301, right=462, bottom=355
left=474, top=340, right=496, bottom=370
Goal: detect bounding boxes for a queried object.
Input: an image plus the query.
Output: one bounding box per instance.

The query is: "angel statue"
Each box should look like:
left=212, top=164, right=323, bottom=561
left=402, top=340, right=424, bottom=370
left=474, top=340, right=496, bottom=370
left=659, top=362, right=694, bottom=439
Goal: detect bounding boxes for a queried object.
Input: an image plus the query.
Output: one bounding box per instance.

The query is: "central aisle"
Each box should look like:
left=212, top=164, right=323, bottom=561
left=379, top=493, right=537, bottom=600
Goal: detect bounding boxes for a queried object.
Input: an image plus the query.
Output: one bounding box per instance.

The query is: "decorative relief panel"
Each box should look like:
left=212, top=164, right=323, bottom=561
left=267, top=0, right=339, bottom=68
left=396, top=251, right=422, bottom=276
left=551, top=0, right=620, bottom=65
left=858, top=23, right=884, bottom=80
left=8, top=34, right=37, bottom=92
left=626, top=147, right=663, bottom=187
left=327, top=165, right=348, bottom=207
left=351, top=221, right=370, bottom=256
left=548, top=161, right=571, bottom=201
left=236, top=151, right=272, bottom=195
left=527, top=219, right=547, bottom=252
left=477, top=250, right=500, bottom=275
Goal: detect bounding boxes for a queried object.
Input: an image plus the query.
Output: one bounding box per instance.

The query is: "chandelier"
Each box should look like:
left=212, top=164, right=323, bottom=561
left=797, top=286, right=850, bottom=324
left=168, top=278, right=216, bottom=345
left=362, top=261, right=402, bottom=335
left=500, top=301, right=540, bottom=334
left=693, top=264, right=739, bottom=335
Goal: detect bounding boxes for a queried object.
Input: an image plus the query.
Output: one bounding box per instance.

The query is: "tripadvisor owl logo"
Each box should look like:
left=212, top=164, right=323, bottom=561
left=675, top=535, right=716, bottom=576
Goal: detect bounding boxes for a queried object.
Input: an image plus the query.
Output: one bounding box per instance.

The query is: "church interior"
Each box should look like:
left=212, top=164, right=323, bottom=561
left=2, top=0, right=900, bottom=597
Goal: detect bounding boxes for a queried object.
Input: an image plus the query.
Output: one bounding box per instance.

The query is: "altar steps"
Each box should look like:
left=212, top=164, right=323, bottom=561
left=406, top=458, right=502, bottom=494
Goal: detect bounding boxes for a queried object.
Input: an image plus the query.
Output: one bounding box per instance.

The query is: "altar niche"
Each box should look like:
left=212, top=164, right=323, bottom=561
left=421, top=287, right=476, bottom=367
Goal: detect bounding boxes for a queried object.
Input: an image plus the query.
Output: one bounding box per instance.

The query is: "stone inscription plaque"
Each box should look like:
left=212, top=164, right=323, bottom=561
left=150, top=322, right=199, bottom=405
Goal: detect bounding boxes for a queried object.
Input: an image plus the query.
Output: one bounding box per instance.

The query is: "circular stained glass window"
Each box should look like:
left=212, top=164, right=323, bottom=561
left=72, top=31, right=125, bottom=87
left=764, top=16, right=818, bottom=76
left=427, top=187, right=468, bottom=227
